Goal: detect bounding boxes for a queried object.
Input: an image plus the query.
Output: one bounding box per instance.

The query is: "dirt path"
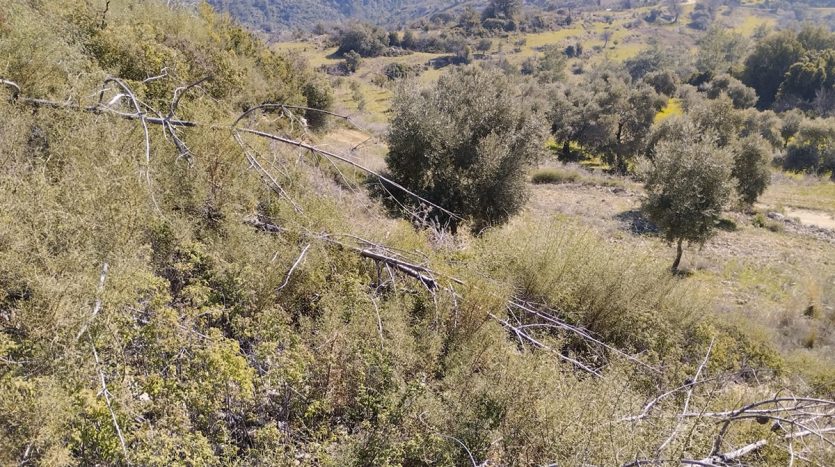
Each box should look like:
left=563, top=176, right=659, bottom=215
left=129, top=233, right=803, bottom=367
left=783, top=207, right=835, bottom=230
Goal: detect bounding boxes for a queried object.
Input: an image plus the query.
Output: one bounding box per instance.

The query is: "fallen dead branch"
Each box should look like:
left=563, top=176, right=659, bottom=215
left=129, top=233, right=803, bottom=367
left=76, top=262, right=110, bottom=341
left=656, top=338, right=715, bottom=457
left=74, top=261, right=128, bottom=460
left=277, top=243, right=311, bottom=292
left=245, top=217, right=443, bottom=290
left=3, top=80, right=461, bottom=224
left=1, top=78, right=21, bottom=100
left=234, top=127, right=462, bottom=222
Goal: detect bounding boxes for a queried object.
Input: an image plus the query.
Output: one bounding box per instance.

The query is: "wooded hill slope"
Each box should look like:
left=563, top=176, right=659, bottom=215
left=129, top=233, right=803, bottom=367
left=206, top=0, right=484, bottom=32
left=1, top=1, right=834, bottom=466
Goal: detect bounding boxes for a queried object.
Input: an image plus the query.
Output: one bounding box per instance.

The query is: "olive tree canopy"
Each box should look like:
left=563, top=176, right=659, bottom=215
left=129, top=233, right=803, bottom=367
left=642, top=119, right=734, bottom=272
left=385, top=66, right=547, bottom=232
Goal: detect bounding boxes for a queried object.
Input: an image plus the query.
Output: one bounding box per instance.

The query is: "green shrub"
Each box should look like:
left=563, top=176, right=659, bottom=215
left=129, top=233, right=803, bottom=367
left=752, top=212, right=784, bottom=232
left=732, top=135, right=772, bottom=206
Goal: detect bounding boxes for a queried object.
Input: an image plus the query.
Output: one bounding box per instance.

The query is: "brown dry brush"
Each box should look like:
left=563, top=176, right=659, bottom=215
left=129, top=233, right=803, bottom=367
left=3, top=76, right=835, bottom=465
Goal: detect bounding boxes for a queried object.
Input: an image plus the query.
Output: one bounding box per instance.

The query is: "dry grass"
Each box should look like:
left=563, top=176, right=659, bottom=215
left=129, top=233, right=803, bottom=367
left=760, top=173, right=835, bottom=214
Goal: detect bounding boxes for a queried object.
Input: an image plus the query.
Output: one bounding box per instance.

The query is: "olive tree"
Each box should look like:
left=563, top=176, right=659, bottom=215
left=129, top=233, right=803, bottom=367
left=783, top=118, right=835, bottom=174
left=385, top=67, right=547, bottom=232
left=589, top=74, right=666, bottom=173
left=642, top=120, right=734, bottom=272
left=731, top=135, right=772, bottom=206
left=548, top=84, right=600, bottom=160
left=704, top=74, right=758, bottom=109
left=780, top=109, right=804, bottom=148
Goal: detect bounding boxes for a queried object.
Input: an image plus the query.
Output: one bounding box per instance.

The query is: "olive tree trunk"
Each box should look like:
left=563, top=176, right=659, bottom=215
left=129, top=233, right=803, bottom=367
left=671, top=238, right=684, bottom=273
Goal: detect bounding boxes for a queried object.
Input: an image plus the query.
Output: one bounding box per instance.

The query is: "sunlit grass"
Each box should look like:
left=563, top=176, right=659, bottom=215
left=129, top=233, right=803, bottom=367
left=761, top=176, right=835, bottom=214
left=655, top=98, right=683, bottom=124
left=732, top=14, right=776, bottom=36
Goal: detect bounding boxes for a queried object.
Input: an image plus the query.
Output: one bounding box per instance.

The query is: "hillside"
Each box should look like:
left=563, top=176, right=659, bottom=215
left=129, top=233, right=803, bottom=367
left=2, top=0, right=835, bottom=465
left=206, top=0, right=487, bottom=32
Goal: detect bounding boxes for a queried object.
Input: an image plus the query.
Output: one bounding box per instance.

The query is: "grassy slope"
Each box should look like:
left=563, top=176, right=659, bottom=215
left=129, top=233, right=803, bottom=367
left=2, top=1, right=834, bottom=466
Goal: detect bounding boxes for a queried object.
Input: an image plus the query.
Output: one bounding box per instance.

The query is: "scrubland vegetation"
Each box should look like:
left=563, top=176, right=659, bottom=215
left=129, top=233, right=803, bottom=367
left=2, top=0, right=835, bottom=466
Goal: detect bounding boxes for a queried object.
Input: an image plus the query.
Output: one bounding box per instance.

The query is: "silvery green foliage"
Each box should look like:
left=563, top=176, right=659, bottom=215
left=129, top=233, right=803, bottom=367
left=642, top=119, right=734, bottom=247
left=783, top=117, right=835, bottom=174
left=731, top=135, right=772, bottom=206
left=385, top=66, right=547, bottom=232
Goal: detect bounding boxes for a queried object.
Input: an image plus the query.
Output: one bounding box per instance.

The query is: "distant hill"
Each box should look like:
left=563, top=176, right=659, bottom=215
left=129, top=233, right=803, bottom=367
left=206, top=0, right=490, bottom=33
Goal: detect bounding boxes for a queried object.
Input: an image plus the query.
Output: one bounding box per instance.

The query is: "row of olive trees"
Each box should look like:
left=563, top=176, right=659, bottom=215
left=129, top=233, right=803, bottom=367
left=382, top=63, right=779, bottom=272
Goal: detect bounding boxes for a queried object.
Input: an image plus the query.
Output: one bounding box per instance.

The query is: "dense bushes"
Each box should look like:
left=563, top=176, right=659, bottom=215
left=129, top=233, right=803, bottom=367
left=335, top=22, right=389, bottom=57
left=742, top=25, right=835, bottom=111
left=783, top=117, right=835, bottom=174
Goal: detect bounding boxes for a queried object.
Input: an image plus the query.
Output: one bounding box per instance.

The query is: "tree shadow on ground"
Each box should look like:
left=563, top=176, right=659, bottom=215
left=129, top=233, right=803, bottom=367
left=614, top=209, right=658, bottom=235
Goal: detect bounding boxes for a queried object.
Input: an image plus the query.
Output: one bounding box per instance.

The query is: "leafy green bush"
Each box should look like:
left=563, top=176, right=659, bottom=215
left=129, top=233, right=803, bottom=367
left=783, top=118, right=835, bottom=174
left=335, top=22, right=389, bottom=57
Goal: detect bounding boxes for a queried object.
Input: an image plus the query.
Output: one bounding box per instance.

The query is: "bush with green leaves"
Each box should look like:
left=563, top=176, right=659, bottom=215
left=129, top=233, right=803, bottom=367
left=738, top=108, right=783, bottom=149
left=624, top=46, right=675, bottom=80
left=642, top=119, right=734, bottom=272
left=302, top=79, right=334, bottom=130
left=382, top=62, right=419, bottom=80
left=781, top=108, right=805, bottom=148
left=783, top=117, right=835, bottom=174
left=741, top=27, right=835, bottom=110
left=385, top=66, right=547, bottom=232
left=344, top=50, right=363, bottom=73
left=335, top=22, right=389, bottom=57
left=642, top=69, right=678, bottom=97
left=731, top=135, right=773, bottom=206
left=704, top=74, right=758, bottom=109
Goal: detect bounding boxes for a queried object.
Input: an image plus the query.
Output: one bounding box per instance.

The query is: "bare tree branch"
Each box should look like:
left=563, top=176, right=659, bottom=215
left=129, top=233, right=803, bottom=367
left=91, top=342, right=128, bottom=460
left=104, top=77, right=161, bottom=213
left=700, top=439, right=768, bottom=464
left=277, top=243, right=311, bottom=292
left=233, top=131, right=302, bottom=212
left=235, top=127, right=464, bottom=221
left=1, top=78, right=21, bottom=100
left=656, top=337, right=715, bottom=457
left=76, top=262, right=110, bottom=341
